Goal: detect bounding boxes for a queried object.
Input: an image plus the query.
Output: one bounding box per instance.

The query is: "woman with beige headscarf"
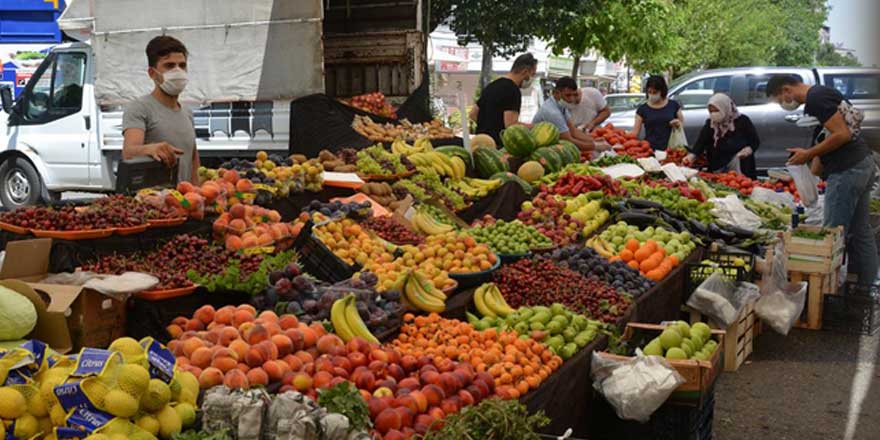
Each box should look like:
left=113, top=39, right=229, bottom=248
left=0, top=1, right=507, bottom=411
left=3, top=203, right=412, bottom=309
left=684, top=93, right=760, bottom=178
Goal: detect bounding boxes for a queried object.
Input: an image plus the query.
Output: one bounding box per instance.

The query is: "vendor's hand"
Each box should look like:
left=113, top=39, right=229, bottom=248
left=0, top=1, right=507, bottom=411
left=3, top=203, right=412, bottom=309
left=683, top=153, right=697, bottom=165
left=786, top=148, right=813, bottom=166
left=669, top=119, right=682, bottom=129
left=594, top=141, right=612, bottom=152
left=737, top=146, right=753, bottom=158
left=148, top=142, right=184, bottom=167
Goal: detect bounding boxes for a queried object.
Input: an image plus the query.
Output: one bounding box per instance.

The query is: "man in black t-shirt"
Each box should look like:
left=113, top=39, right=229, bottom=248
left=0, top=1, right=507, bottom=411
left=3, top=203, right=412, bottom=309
left=470, top=53, right=538, bottom=146
left=767, top=75, right=877, bottom=284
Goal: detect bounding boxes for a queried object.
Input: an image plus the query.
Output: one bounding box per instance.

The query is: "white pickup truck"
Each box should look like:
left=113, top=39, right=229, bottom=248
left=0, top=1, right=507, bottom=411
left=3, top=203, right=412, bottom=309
left=0, top=0, right=325, bottom=208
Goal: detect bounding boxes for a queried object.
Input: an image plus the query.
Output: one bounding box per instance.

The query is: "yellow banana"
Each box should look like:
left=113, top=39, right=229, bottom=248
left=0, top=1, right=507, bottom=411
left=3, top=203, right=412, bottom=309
left=412, top=271, right=447, bottom=302
left=473, top=284, right=497, bottom=318
left=330, top=296, right=356, bottom=342
left=486, top=285, right=515, bottom=317
left=344, top=294, right=380, bottom=343
left=405, top=276, right=446, bottom=313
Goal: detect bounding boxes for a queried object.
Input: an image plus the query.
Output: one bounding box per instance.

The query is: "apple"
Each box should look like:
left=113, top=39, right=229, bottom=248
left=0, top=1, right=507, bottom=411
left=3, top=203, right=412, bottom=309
left=373, top=386, right=394, bottom=398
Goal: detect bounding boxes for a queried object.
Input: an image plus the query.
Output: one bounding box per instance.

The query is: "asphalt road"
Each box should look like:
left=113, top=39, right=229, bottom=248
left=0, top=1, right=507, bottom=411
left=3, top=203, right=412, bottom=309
left=714, top=328, right=880, bottom=440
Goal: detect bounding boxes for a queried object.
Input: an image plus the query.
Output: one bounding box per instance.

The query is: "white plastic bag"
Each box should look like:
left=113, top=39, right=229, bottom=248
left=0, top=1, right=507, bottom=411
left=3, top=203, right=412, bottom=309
left=787, top=164, right=819, bottom=207
left=709, top=195, right=763, bottom=231
left=750, top=187, right=796, bottom=210
left=668, top=126, right=688, bottom=149
left=687, top=272, right=738, bottom=326
left=755, top=241, right=807, bottom=335
left=591, top=351, right=685, bottom=422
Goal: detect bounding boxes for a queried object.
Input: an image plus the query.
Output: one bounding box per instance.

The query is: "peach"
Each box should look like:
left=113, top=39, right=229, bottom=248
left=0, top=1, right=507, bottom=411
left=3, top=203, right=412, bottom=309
left=200, top=182, right=220, bottom=202
left=427, top=407, right=445, bottom=421
left=316, top=334, right=344, bottom=355
left=408, top=390, right=428, bottom=413
left=466, top=385, right=484, bottom=403
left=421, top=384, right=445, bottom=408
left=225, top=235, right=243, bottom=251
left=218, top=327, right=240, bottom=346
left=198, top=367, right=224, bottom=389
left=438, top=373, right=460, bottom=397
left=236, top=363, right=250, bottom=374
left=313, top=371, right=333, bottom=390
left=309, top=322, right=328, bottom=337
left=263, top=360, right=289, bottom=383
left=294, top=350, right=314, bottom=366
left=394, top=395, right=419, bottom=414
left=419, top=370, right=439, bottom=387
left=235, top=179, right=253, bottom=192
left=257, top=233, right=274, bottom=246
left=256, top=340, right=279, bottom=361
left=166, top=324, right=183, bottom=339
left=280, top=330, right=304, bottom=353
left=279, top=315, right=299, bottom=331
left=346, top=337, right=371, bottom=355
left=186, top=366, right=203, bottom=378
left=383, top=429, right=405, bottom=440
left=245, top=324, right=269, bottom=345
left=211, top=356, right=238, bottom=373
left=245, top=348, right=267, bottom=368
left=203, top=330, right=220, bottom=346
left=400, top=355, right=418, bottom=373
left=177, top=181, right=196, bottom=194
left=373, top=387, right=394, bottom=398
left=386, top=364, right=405, bottom=382
left=263, top=322, right=282, bottom=337
left=270, top=223, right=288, bottom=240
left=232, top=309, right=255, bottom=327
left=368, top=396, right=391, bottom=420
left=354, top=370, right=376, bottom=391
left=246, top=367, right=269, bottom=387
left=457, top=389, right=475, bottom=407
left=167, top=340, right=183, bottom=356
left=227, top=218, right=247, bottom=235
left=398, top=378, right=420, bottom=392
left=222, top=169, right=239, bottom=183
left=184, top=319, right=204, bottom=332
left=214, top=306, right=235, bottom=325
left=190, top=347, right=213, bottom=369
left=348, top=351, right=368, bottom=369
left=182, top=338, right=205, bottom=358
left=440, top=398, right=459, bottom=415
left=267, top=210, right=282, bottom=223
left=314, top=356, right=335, bottom=374
left=394, top=407, right=414, bottom=429
left=375, top=408, right=402, bottom=434
left=282, top=354, right=303, bottom=372
left=370, top=349, right=390, bottom=363
left=330, top=376, right=347, bottom=388
left=228, top=339, right=250, bottom=359
left=229, top=203, right=247, bottom=220
left=223, top=369, right=249, bottom=390
left=292, top=372, right=313, bottom=392
left=241, top=233, right=258, bottom=249
left=299, top=326, right=318, bottom=348
left=194, top=305, right=215, bottom=325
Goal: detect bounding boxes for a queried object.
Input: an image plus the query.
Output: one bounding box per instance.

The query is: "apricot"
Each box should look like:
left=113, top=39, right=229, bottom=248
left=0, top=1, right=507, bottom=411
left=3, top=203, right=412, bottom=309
left=246, top=367, right=269, bottom=387
left=198, top=367, right=224, bottom=389
left=223, top=369, right=249, bottom=390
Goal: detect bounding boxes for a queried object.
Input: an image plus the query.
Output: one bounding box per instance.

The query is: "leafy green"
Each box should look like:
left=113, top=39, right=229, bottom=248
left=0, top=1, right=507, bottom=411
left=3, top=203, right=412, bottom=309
left=188, top=251, right=295, bottom=296
left=317, top=382, right=371, bottom=433
left=173, top=429, right=232, bottom=440
left=793, top=229, right=829, bottom=240
left=421, top=398, right=549, bottom=440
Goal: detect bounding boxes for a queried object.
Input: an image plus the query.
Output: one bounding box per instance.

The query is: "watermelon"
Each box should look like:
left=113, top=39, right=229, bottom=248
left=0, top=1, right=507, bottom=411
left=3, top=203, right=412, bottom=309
left=474, top=147, right=510, bottom=178
left=529, top=147, right=563, bottom=173
left=531, top=122, right=560, bottom=148
left=501, top=125, right=537, bottom=158
left=435, top=145, right=473, bottom=170
left=490, top=172, right=533, bottom=194
left=551, top=144, right=575, bottom=165
left=559, top=141, right=582, bottom=164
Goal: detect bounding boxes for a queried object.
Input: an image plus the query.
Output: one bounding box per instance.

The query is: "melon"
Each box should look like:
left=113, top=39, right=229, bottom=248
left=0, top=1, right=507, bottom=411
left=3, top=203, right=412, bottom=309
left=471, top=134, right=497, bottom=149
left=529, top=147, right=563, bottom=173
left=0, top=286, right=37, bottom=340
left=474, top=147, right=509, bottom=178
left=559, top=140, right=582, bottom=164
left=490, top=172, right=533, bottom=194
left=517, top=161, right=545, bottom=183
left=531, top=122, right=560, bottom=148
left=501, top=125, right=537, bottom=158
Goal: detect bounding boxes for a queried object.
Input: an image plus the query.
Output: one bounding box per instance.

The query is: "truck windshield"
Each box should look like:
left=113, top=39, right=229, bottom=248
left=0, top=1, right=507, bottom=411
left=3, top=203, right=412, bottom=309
left=23, top=52, right=86, bottom=122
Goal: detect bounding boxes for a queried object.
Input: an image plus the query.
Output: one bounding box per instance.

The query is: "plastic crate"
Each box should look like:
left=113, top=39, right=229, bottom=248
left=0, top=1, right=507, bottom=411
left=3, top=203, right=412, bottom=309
left=292, top=220, right=360, bottom=283
left=706, top=250, right=755, bottom=281
left=591, top=387, right=715, bottom=440
left=822, top=283, right=880, bottom=335
left=685, top=263, right=748, bottom=298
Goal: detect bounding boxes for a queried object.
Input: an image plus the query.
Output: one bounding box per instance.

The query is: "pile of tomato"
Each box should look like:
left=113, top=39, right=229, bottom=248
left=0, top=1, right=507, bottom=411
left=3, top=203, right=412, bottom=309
left=591, top=124, right=653, bottom=159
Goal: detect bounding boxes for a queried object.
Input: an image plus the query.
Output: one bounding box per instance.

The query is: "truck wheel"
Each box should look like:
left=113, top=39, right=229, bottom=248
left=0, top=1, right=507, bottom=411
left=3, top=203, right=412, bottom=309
left=0, top=158, right=42, bottom=208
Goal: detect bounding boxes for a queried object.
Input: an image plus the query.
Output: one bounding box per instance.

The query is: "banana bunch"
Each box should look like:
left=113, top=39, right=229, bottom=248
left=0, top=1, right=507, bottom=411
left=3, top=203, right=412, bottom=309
left=473, top=282, right=515, bottom=318
left=330, top=294, right=380, bottom=344
left=411, top=210, right=455, bottom=235
left=396, top=270, right=446, bottom=313
left=446, top=177, right=501, bottom=198
left=409, top=151, right=464, bottom=179
left=586, top=236, right=616, bottom=258
left=391, top=138, right=432, bottom=156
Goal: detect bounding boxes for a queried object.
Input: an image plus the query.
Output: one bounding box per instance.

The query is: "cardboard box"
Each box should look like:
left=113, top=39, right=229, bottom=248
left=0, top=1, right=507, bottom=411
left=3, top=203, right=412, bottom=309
left=0, top=239, right=127, bottom=353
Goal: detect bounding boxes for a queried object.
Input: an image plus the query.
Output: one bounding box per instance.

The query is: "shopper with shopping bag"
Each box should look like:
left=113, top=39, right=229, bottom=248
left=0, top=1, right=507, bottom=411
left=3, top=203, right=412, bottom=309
left=628, top=76, right=684, bottom=151
left=766, top=74, right=877, bottom=284
left=684, top=93, right=760, bottom=178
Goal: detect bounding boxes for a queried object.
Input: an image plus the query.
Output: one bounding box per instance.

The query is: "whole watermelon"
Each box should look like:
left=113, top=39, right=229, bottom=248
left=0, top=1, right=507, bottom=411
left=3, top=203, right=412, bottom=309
left=559, top=140, right=582, bottom=164
left=474, top=147, right=510, bottom=178
left=501, top=125, right=537, bottom=158
left=529, top=147, right=564, bottom=173
left=531, top=122, right=560, bottom=148
left=490, top=172, right=533, bottom=195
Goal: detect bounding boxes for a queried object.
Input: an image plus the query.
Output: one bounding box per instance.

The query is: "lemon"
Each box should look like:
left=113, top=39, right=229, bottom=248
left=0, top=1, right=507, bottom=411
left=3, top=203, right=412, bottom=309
left=13, top=413, right=38, bottom=439
left=140, top=379, right=171, bottom=412
left=0, top=387, right=26, bottom=419
left=116, top=364, right=150, bottom=398
left=102, top=389, right=139, bottom=418
left=156, top=405, right=182, bottom=439
left=135, top=414, right=160, bottom=436
left=49, top=403, right=68, bottom=426
left=173, top=402, right=196, bottom=428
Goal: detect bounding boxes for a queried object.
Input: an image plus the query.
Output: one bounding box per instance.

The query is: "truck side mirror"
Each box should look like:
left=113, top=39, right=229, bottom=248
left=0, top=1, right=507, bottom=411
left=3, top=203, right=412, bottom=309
left=0, top=86, right=12, bottom=114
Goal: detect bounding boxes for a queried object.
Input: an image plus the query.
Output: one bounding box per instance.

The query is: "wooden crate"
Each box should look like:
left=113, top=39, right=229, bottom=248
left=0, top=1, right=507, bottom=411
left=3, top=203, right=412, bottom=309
left=792, top=268, right=841, bottom=330
left=687, top=300, right=756, bottom=372
left=597, top=323, right=725, bottom=407
left=784, top=226, right=844, bottom=274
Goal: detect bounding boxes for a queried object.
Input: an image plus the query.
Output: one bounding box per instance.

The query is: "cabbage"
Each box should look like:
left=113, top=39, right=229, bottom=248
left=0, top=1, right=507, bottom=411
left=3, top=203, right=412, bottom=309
left=0, top=286, right=37, bottom=340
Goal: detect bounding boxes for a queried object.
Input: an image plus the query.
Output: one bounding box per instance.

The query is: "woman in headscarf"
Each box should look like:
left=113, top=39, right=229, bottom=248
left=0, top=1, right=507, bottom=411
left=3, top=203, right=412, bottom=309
left=685, top=93, right=760, bottom=178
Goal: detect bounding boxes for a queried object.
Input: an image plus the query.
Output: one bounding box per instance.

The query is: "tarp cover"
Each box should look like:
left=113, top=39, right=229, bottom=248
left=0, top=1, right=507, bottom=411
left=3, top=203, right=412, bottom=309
left=58, top=0, right=324, bottom=105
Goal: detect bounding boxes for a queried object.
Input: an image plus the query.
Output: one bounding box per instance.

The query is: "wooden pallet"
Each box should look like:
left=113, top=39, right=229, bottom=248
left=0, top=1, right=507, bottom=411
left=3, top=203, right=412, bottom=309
left=688, top=300, right=756, bottom=372
left=791, top=267, right=842, bottom=330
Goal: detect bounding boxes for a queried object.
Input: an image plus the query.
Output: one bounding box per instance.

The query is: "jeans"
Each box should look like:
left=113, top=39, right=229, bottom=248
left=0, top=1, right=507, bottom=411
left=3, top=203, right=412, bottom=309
left=824, top=155, right=879, bottom=284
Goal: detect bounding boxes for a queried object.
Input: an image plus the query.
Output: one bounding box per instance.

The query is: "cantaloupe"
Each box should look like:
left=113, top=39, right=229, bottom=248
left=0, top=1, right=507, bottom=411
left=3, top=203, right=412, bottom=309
left=517, top=161, right=545, bottom=183
left=471, top=134, right=497, bottom=149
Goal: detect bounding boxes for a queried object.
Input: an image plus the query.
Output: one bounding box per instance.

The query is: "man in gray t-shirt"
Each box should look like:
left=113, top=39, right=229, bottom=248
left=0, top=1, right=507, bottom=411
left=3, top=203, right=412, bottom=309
left=122, top=35, right=199, bottom=183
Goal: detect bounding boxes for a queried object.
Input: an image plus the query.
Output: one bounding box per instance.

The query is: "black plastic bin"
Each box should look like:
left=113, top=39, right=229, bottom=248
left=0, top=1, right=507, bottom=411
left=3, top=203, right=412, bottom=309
left=823, top=282, right=880, bottom=335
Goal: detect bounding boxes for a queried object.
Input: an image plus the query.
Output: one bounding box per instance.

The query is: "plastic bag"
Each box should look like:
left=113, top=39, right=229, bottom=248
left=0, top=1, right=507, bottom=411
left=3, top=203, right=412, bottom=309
left=750, top=186, right=796, bottom=210
left=591, top=351, right=685, bottom=422
left=725, top=154, right=742, bottom=174
left=668, top=126, right=688, bottom=149
left=755, top=241, right=807, bottom=335
left=687, top=272, right=736, bottom=326
left=787, top=164, right=819, bottom=207
left=709, top=195, right=763, bottom=231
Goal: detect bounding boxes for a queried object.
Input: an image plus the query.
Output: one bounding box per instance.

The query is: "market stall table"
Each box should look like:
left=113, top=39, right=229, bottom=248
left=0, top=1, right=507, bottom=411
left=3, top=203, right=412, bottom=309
left=634, top=247, right=704, bottom=324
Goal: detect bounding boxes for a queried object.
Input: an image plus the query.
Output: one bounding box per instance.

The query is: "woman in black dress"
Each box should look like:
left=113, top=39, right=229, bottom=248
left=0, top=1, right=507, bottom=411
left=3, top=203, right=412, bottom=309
left=630, top=76, right=684, bottom=151
left=685, top=93, right=760, bottom=178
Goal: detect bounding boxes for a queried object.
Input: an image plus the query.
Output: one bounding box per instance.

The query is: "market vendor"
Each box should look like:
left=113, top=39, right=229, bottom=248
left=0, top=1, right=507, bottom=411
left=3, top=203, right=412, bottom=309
left=629, top=76, right=684, bottom=150
left=470, top=53, right=538, bottom=146
left=684, top=94, right=759, bottom=178
left=766, top=74, right=878, bottom=284
left=565, top=85, right=611, bottom=132
left=123, top=35, right=200, bottom=184
left=531, top=76, right=600, bottom=151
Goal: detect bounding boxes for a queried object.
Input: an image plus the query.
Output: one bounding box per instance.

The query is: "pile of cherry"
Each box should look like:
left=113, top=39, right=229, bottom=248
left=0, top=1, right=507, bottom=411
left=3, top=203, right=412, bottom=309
left=0, top=195, right=179, bottom=231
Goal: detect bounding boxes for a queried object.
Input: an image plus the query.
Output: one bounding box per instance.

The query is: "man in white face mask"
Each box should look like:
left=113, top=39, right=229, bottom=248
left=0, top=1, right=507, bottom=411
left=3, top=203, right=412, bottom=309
left=123, top=36, right=199, bottom=183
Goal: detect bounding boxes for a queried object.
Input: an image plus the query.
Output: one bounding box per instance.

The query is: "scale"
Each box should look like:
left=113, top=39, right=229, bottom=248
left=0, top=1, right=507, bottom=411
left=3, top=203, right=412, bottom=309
left=115, top=157, right=178, bottom=194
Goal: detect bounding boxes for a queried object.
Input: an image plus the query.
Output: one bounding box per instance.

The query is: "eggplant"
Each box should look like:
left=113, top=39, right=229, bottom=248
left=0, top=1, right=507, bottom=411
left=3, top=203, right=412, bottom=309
left=627, top=199, right=665, bottom=210
left=708, top=222, right=737, bottom=241
left=688, top=219, right=708, bottom=235
left=616, top=211, right=659, bottom=228
left=724, top=224, right=755, bottom=238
